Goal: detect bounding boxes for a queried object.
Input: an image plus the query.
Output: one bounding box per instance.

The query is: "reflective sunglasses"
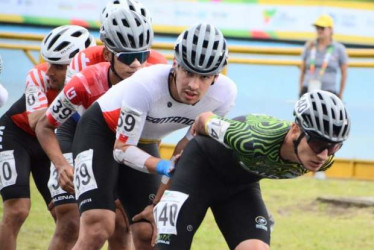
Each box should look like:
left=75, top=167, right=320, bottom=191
left=114, top=50, right=150, bottom=65
left=303, top=130, right=342, bottom=156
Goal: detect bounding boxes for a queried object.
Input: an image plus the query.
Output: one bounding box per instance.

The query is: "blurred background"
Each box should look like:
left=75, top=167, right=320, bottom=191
left=0, top=0, right=373, bottom=163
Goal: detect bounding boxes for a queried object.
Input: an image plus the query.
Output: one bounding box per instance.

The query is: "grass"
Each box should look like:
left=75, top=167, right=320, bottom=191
left=1, top=177, right=374, bottom=249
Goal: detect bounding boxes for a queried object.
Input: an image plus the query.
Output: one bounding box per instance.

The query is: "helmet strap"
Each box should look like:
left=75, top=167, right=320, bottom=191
left=110, top=55, right=124, bottom=81
left=169, top=67, right=176, bottom=87
left=293, top=132, right=306, bottom=166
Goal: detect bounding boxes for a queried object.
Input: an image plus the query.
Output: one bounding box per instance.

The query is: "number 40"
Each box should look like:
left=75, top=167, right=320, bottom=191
left=155, top=203, right=178, bottom=226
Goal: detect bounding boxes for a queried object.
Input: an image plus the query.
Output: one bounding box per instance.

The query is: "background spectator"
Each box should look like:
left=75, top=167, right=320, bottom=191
left=299, top=14, right=348, bottom=99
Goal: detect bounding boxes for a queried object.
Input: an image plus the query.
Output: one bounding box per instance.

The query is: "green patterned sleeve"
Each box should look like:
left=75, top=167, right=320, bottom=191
left=205, top=115, right=251, bottom=152
left=318, top=156, right=335, bottom=171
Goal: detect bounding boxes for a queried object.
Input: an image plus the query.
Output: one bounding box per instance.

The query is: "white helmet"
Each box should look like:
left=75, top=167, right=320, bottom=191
left=294, top=90, right=351, bottom=143
left=100, top=8, right=153, bottom=52
left=101, top=0, right=151, bottom=24
left=41, top=25, right=96, bottom=65
left=174, top=23, right=228, bottom=76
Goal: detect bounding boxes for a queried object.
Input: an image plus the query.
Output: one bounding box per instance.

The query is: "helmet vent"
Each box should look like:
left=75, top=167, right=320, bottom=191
left=44, top=33, right=52, bottom=45
left=139, top=33, right=144, bottom=47
left=141, top=9, right=146, bottom=17
left=122, top=19, right=130, bottom=27
left=71, top=31, right=83, bottom=37
left=54, top=41, right=70, bottom=52
left=191, top=51, right=197, bottom=63
left=128, top=34, right=135, bottom=48
left=339, top=110, right=344, bottom=120
left=113, top=19, right=118, bottom=26
left=213, top=41, right=219, bottom=50
left=146, top=30, right=150, bottom=44
left=48, top=34, right=61, bottom=50
left=69, top=49, right=80, bottom=59
left=135, top=18, right=141, bottom=26
left=333, top=124, right=340, bottom=137
left=331, top=109, right=336, bottom=119
left=46, top=57, right=60, bottom=62
left=323, top=120, right=329, bottom=136
left=331, top=97, right=337, bottom=105
left=105, top=38, right=115, bottom=47
left=193, top=35, right=198, bottom=45
left=302, top=114, right=312, bottom=128
left=117, top=32, right=128, bottom=47
left=341, top=122, right=349, bottom=137
left=322, top=103, right=328, bottom=115
left=199, top=54, right=206, bottom=65
left=312, top=101, right=317, bottom=111
left=207, top=56, right=214, bottom=68
left=85, top=38, right=91, bottom=48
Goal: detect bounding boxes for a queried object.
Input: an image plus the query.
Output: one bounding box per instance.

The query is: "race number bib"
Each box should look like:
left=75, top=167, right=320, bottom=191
left=154, top=190, right=189, bottom=235
left=74, top=149, right=97, bottom=199
left=25, top=85, right=41, bottom=111
left=0, top=150, right=17, bottom=190
left=48, top=153, right=73, bottom=197
left=206, top=118, right=231, bottom=144
left=116, top=105, right=143, bottom=145
left=308, top=79, right=322, bottom=92
left=48, top=92, right=76, bottom=126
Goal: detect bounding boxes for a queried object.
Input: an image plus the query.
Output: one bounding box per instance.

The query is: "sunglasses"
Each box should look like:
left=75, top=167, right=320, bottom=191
left=315, top=26, right=326, bottom=31
left=114, top=50, right=150, bottom=65
left=303, top=130, right=342, bottom=156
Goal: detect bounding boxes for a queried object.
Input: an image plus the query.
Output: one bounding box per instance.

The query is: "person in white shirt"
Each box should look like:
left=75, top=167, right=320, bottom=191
left=71, top=23, right=237, bottom=250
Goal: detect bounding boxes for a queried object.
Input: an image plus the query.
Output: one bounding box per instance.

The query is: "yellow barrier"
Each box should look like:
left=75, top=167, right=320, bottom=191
left=1, top=32, right=374, bottom=67
left=160, top=144, right=374, bottom=181
left=1, top=42, right=374, bottom=68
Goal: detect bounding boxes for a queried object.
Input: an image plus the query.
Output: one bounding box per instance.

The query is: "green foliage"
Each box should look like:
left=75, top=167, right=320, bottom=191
left=1, top=177, right=373, bottom=249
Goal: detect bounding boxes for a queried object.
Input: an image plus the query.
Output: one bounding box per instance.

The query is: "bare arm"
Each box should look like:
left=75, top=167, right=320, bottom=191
left=28, top=109, right=46, bottom=131
left=338, top=64, right=347, bottom=99
left=35, top=114, right=75, bottom=193
left=113, top=139, right=174, bottom=175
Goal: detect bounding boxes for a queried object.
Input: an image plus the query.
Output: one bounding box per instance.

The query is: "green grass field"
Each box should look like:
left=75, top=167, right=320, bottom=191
left=1, top=177, right=373, bottom=250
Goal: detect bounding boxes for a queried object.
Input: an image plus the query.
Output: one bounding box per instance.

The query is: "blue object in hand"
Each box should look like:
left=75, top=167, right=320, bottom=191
left=156, top=160, right=174, bottom=177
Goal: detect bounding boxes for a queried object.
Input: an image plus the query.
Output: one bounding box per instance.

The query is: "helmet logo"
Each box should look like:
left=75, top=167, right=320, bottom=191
left=295, top=97, right=309, bottom=114
left=60, top=44, right=74, bottom=54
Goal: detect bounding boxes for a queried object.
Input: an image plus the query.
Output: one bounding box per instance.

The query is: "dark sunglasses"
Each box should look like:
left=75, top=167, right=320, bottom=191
left=315, top=26, right=326, bottom=31
left=114, top=50, right=150, bottom=65
left=303, top=131, right=342, bottom=156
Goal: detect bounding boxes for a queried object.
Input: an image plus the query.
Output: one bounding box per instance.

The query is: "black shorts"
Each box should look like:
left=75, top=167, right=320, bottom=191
left=156, top=136, right=270, bottom=250
left=0, top=115, right=51, bottom=206
left=118, top=142, right=161, bottom=221
left=73, top=103, right=161, bottom=221
left=72, top=103, right=119, bottom=213
left=49, top=117, right=77, bottom=206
